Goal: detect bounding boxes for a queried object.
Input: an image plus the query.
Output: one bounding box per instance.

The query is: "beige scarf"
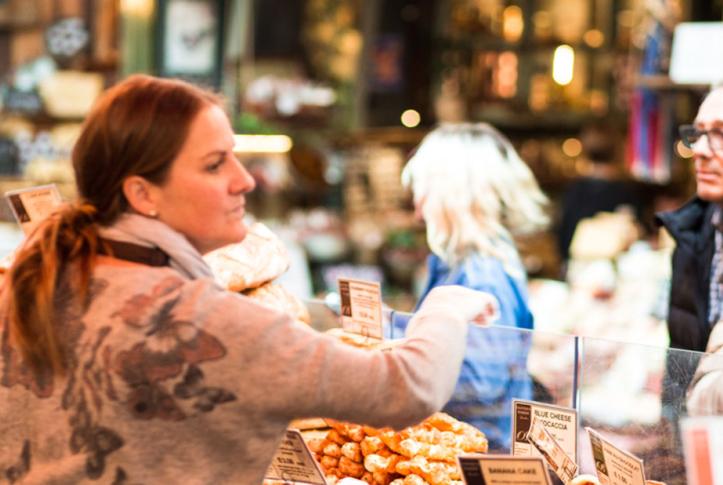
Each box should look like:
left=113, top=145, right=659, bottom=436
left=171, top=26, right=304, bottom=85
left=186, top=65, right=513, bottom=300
left=98, top=213, right=216, bottom=282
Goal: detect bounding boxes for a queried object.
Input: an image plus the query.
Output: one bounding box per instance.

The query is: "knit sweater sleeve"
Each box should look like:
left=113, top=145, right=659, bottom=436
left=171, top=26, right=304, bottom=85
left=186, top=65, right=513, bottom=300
left=179, top=279, right=470, bottom=429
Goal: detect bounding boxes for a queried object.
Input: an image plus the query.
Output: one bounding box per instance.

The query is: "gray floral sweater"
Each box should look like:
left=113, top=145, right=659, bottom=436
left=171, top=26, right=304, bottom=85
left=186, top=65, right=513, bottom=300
left=0, top=258, right=469, bottom=484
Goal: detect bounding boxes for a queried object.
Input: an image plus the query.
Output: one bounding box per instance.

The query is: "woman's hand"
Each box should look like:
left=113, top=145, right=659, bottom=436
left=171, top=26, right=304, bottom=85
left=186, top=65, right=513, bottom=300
left=420, top=285, right=500, bottom=326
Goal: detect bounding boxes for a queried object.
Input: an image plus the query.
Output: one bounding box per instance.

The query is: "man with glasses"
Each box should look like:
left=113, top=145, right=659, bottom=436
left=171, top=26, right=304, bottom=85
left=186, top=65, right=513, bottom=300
left=657, top=86, right=723, bottom=417
left=659, top=87, right=723, bottom=352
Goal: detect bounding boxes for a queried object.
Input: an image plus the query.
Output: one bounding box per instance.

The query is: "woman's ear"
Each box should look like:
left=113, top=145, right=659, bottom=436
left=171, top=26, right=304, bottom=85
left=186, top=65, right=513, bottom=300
left=122, top=175, right=159, bottom=217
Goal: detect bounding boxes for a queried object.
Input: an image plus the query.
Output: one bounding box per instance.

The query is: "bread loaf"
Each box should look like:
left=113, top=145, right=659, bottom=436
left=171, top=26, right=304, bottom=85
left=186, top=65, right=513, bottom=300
left=204, top=222, right=290, bottom=291
left=244, top=283, right=311, bottom=324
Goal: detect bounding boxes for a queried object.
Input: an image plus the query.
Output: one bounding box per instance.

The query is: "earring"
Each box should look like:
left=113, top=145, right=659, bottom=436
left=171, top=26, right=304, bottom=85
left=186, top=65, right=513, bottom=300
left=148, top=209, right=158, bottom=218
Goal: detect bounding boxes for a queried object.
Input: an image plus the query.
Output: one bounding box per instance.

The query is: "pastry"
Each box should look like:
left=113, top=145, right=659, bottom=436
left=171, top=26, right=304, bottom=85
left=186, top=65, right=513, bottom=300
left=204, top=222, right=290, bottom=291
left=243, top=283, right=311, bottom=324
left=311, top=413, right=487, bottom=485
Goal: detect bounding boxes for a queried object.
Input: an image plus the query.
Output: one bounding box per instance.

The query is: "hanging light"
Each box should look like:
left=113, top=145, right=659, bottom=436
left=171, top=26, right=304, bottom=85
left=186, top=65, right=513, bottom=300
left=502, top=6, right=524, bottom=43
left=401, top=109, right=421, bottom=128
left=552, top=44, right=575, bottom=86
left=120, top=0, right=154, bottom=18
left=233, top=135, right=293, bottom=154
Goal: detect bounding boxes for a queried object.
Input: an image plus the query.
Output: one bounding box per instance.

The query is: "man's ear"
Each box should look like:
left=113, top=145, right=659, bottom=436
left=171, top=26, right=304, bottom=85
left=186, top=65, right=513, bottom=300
left=122, top=175, right=159, bottom=217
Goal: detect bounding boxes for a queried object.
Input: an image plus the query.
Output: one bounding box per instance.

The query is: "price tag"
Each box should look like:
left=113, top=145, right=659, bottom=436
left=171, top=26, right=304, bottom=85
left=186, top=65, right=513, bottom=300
left=265, top=429, right=327, bottom=484
left=338, top=277, right=383, bottom=340
left=4, top=184, right=63, bottom=236
left=526, top=416, right=578, bottom=484
left=512, top=400, right=578, bottom=463
left=680, top=416, right=723, bottom=485
left=458, top=455, right=552, bottom=485
left=585, top=427, right=646, bottom=485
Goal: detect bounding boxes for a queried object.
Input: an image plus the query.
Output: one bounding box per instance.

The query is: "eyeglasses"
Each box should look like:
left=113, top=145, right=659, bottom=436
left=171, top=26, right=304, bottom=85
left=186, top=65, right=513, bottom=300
left=679, top=124, right=723, bottom=153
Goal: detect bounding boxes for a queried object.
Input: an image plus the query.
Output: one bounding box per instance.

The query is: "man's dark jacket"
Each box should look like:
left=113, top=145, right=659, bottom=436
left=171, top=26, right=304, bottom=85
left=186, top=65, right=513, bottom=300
left=657, top=197, right=716, bottom=352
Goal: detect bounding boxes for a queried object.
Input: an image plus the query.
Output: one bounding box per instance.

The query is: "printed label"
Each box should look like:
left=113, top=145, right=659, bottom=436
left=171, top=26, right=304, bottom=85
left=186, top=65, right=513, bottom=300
left=265, top=429, right=327, bottom=484
left=512, top=400, right=578, bottom=463
left=458, top=455, right=552, bottom=485
left=338, top=277, right=383, bottom=339
left=585, top=427, right=646, bottom=485
left=5, top=184, right=62, bottom=235
left=526, top=416, right=577, bottom=484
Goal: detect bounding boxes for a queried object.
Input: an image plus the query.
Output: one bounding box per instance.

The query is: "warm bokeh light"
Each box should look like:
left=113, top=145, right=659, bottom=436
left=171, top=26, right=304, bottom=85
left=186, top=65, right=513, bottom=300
left=589, top=90, right=609, bottom=114
left=233, top=134, right=293, bottom=154
left=617, top=10, right=635, bottom=29
left=676, top=140, right=694, bottom=159
left=532, top=11, right=552, bottom=39
left=583, top=29, right=605, bottom=48
left=401, top=109, right=421, bottom=128
left=502, top=6, right=524, bottom=43
left=120, top=0, right=154, bottom=17
left=562, top=137, right=582, bottom=157
left=552, top=44, right=575, bottom=86
left=496, top=51, right=518, bottom=98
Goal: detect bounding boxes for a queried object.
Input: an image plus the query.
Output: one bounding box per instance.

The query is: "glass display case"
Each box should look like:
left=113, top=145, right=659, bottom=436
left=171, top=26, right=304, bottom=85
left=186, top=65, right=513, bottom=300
left=304, top=299, right=716, bottom=485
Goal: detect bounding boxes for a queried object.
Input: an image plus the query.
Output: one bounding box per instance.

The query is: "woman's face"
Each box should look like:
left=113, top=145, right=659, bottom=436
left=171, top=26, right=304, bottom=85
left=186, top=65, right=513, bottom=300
left=151, top=104, right=255, bottom=254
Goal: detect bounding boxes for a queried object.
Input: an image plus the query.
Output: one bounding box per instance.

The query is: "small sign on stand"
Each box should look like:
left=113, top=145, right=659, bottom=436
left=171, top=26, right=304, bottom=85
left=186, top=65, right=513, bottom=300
left=512, top=400, right=578, bottom=464
left=265, top=429, right=327, bottom=485
left=4, top=184, right=63, bottom=235
left=680, top=416, right=723, bottom=485
left=526, top=416, right=578, bottom=484
left=585, top=427, right=647, bottom=485
left=338, top=277, right=383, bottom=340
left=458, top=455, right=553, bottom=485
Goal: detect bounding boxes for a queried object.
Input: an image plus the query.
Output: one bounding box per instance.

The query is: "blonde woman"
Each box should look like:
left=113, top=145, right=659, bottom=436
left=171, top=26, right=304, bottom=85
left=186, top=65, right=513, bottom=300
left=395, top=122, right=549, bottom=451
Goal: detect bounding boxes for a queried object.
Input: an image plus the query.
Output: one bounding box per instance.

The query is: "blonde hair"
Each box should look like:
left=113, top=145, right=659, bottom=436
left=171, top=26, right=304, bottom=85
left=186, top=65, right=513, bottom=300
left=402, top=123, right=548, bottom=276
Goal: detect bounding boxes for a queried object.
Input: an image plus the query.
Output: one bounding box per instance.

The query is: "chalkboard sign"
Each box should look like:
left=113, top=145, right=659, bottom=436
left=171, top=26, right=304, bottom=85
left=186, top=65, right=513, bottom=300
left=4, top=88, right=44, bottom=117
left=0, top=138, right=19, bottom=175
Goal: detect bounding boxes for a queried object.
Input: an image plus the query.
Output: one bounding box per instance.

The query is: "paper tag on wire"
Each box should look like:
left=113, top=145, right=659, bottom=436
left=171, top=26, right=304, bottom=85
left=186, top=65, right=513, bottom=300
left=458, top=454, right=553, bottom=485
left=5, top=184, right=62, bottom=235
left=585, top=427, right=646, bottom=485
left=338, top=277, right=383, bottom=340
left=512, top=400, right=578, bottom=464
left=265, top=429, right=327, bottom=484
left=526, top=416, right=578, bottom=484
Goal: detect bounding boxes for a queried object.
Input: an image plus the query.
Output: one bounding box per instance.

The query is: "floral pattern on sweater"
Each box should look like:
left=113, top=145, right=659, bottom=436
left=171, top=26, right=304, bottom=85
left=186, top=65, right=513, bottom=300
left=1, top=275, right=237, bottom=483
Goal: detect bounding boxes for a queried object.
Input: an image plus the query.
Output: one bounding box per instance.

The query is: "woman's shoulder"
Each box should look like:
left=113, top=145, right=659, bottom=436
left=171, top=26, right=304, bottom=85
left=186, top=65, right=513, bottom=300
left=456, top=255, right=528, bottom=298
left=459, top=254, right=513, bottom=280
left=91, top=259, right=229, bottom=313
left=90, top=259, right=286, bottom=335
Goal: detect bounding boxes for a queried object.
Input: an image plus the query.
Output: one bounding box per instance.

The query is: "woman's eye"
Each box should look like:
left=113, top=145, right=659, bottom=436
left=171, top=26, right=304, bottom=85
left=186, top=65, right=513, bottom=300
left=206, top=157, right=225, bottom=172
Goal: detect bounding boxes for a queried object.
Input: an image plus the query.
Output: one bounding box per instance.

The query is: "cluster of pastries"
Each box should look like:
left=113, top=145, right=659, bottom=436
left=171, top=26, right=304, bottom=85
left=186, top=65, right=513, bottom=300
left=204, top=222, right=310, bottom=324
left=307, top=413, right=488, bottom=485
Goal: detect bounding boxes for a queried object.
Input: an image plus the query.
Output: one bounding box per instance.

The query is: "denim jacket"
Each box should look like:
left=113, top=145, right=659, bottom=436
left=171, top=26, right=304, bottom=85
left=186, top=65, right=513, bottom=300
left=393, top=253, right=534, bottom=452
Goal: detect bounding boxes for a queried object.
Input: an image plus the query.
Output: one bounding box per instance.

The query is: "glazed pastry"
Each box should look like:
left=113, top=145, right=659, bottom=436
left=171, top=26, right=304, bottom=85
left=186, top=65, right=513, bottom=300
left=243, top=283, right=311, bottom=324
left=309, top=412, right=486, bottom=484
left=204, top=222, right=290, bottom=291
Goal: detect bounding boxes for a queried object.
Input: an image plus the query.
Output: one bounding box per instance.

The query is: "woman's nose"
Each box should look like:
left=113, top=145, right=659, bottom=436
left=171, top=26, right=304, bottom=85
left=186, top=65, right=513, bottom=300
left=231, top=158, right=256, bottom=194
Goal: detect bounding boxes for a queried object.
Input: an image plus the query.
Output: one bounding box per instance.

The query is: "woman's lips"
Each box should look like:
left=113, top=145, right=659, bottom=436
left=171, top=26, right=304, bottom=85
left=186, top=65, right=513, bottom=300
left=229, top=204, right=245, bottom=216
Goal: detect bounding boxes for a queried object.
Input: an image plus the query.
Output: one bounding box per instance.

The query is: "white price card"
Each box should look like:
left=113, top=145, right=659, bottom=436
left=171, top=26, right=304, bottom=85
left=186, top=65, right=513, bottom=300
left=5, top=184, right=62, bottom=236
left=681, top=416, right=723, bottom=485
left=512, top=400, right=578, bottom=463
left=265, top=429, right=327, bottom=484
left=338, top=277, right=383, bottom=340
left=585, top=427, right=646, bottom=485
left=458, top=455, right=552, bottom=485
left=526, top=416, right=577, bottom=484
